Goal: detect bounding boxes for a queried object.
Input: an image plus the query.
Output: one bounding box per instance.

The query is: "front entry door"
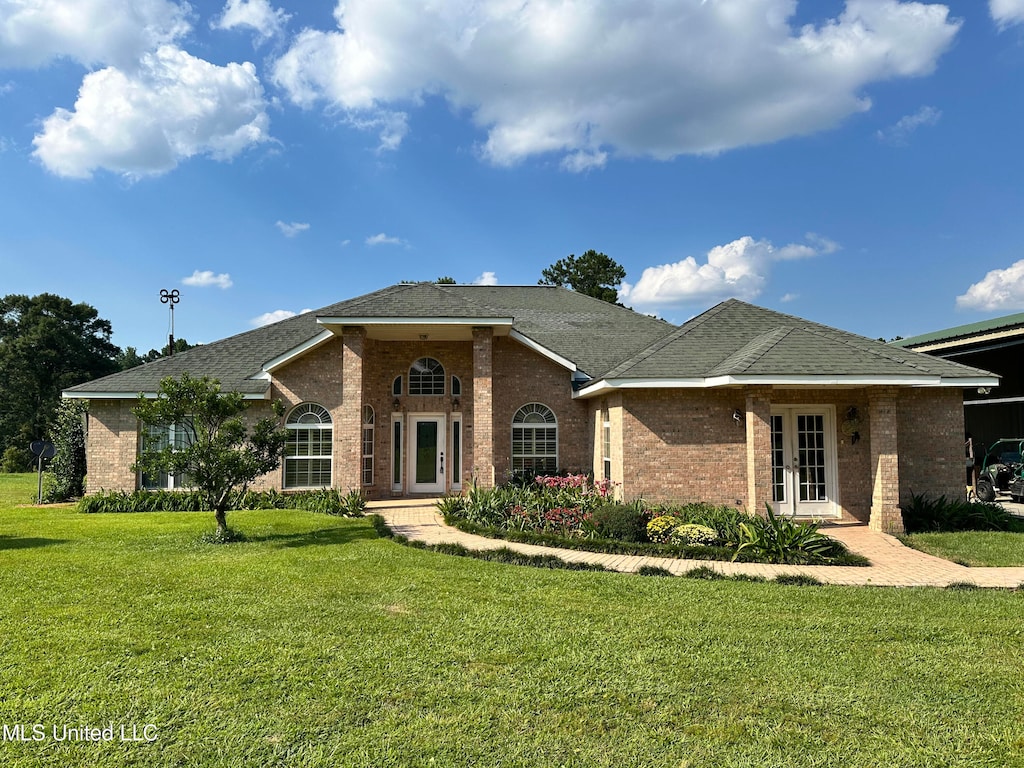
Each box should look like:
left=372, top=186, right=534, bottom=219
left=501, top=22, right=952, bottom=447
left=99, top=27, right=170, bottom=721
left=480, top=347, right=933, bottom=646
left=409, top=415, right=445, bottom=494
left=770, top=407, right=838, bottom=518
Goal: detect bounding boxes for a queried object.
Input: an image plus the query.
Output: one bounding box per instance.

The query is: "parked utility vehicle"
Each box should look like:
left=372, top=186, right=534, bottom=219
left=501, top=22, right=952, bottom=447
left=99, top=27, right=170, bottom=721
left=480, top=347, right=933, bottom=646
left=976, top=438, right=1024, bottom=503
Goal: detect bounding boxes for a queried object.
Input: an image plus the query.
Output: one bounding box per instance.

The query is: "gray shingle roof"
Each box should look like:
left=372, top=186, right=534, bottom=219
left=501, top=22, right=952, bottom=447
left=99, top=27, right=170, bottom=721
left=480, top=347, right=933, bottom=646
left=64, top=283, right=675, bottom=395
left=64, top=288, right=995, bottom=398
left=600, top=299, right=996, bottom=381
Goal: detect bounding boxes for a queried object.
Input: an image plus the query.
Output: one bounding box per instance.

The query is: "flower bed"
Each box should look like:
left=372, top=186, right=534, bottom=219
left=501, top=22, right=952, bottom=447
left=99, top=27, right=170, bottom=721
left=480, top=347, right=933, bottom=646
left=439, top=477, right=867, bottom=566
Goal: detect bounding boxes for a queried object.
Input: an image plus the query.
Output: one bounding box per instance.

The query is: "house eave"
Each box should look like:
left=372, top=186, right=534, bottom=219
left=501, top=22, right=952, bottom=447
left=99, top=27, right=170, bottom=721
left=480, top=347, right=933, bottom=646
left=262, top=329, right=336, bottom=374
left=574, top=374, right=1001, bottom=398
left=508, top=329, right=577, bottom=373
left=316, top=316, right=515, bottom=341
left=62, top=390, right=270, bottom=401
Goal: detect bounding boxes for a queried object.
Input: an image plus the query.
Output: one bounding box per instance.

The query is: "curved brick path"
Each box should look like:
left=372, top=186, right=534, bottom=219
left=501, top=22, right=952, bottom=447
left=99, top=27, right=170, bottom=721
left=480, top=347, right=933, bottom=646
left=368, top=500, right=1024, bottom=588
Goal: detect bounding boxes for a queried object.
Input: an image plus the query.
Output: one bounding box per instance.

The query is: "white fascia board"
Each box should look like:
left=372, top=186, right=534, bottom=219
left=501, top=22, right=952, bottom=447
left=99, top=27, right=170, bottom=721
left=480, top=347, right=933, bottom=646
left=262, top=330, right=335, bottom=374
left=508, top=329, right=577, bottom=372
left=965, top=396, right=1024, bottom=406
left=62, top=391, right=269, bottom=400
left=574, top=374, right=1000, bottom=398
left=317, top=316, right=515, bottom=327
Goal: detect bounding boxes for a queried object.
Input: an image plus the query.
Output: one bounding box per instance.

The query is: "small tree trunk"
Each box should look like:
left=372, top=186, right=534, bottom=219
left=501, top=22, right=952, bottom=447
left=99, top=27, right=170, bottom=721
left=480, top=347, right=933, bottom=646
left=215, top=508, right=228, bottom=533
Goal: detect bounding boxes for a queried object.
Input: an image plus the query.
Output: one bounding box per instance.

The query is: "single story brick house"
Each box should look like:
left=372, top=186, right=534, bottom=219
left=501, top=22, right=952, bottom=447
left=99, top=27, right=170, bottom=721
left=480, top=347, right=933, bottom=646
left=63, top=283, right=997, bottom=533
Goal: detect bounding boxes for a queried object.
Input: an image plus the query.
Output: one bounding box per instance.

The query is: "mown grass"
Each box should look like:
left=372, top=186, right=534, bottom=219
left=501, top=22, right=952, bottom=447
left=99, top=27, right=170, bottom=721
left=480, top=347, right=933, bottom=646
left=2, top=474, right=1024, bottom=767
left=904, top=530, right=1024, bottom=567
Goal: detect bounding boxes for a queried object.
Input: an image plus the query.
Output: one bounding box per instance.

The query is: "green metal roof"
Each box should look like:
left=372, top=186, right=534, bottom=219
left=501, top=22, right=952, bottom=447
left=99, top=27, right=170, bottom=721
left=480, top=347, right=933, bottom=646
left=892, top=312, right=1024, bottom=349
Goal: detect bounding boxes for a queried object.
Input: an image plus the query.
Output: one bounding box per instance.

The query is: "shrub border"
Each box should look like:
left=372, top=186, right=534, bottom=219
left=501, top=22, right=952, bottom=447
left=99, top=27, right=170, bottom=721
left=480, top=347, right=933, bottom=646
left=443, top=514, right=869, bottom=567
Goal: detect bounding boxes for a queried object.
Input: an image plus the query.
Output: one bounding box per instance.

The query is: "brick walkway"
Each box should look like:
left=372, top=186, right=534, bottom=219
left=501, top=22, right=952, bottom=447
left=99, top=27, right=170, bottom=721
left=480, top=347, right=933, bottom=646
left=367, top=500, right=1024, bottom=588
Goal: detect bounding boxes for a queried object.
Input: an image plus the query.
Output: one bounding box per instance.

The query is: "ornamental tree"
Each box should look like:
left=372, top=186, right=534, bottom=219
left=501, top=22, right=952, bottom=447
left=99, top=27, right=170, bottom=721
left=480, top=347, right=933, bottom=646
left=133, top=374, right=288, bottom=534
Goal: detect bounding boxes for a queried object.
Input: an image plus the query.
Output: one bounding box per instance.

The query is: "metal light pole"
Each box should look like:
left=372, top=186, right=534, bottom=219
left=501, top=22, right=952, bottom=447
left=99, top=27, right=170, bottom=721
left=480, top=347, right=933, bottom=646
left=160, top=289, right=180, bottom=356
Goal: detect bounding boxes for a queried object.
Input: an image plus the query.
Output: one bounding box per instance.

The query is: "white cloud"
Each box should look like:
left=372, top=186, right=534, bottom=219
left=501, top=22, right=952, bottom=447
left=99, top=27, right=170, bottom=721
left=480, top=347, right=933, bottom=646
left=251, top=307, right=312, bottom=326
left=473, top=271, right=498, bottom=286
left=956, top=260, right=1024, bottom=311
left=991, top=0, right=1024, bottom=28
left=0, top=81, right=14, bottom=95
left=365, top=232, right=404, bottom=246
left=213, top=0, right=289, bottom=43
left=345, top=110, right=408, bottom=153
left=780, top=292, right=799, bottom=303
left=32, top=46, right=271, bottom=179
left=619, top=234, right=840, bottom=309
left=182, top=270, right=233, bottom=289
left=272, top=0, right=960, bottom=167
left=876, top=105, right=941, bottom=144
left=560, top=150, right=607, bottom=174
left=0, top=0, right=190, bottom=69
left=276, top=220, right=310, bottom=237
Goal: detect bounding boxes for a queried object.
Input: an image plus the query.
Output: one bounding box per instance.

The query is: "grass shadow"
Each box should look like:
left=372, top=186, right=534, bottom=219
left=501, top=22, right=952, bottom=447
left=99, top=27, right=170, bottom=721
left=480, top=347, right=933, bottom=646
left=0, top=535, right=68, bottom=551
left=246, top=526, right=377, bottom=549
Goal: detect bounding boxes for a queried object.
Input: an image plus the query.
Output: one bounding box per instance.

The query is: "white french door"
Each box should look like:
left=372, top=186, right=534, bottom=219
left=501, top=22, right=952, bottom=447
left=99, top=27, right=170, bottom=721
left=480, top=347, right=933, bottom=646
left=408, top=415, right=445, bottom=494
left=770, top=407, right=838, bottom=518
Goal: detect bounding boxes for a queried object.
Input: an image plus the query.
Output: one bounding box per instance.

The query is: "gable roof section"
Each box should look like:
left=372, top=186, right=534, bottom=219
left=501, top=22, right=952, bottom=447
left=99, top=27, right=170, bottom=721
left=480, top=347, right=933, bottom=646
left=577, top=299, right=997, bottom=397
left=64, top=283, right=675, bottom=396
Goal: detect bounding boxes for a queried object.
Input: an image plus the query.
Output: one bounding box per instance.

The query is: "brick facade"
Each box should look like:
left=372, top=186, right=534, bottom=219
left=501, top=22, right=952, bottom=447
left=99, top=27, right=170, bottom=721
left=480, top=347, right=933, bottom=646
left=80, top=337, right=969, bottom=524
left=84, top=400, right=139, bottom=492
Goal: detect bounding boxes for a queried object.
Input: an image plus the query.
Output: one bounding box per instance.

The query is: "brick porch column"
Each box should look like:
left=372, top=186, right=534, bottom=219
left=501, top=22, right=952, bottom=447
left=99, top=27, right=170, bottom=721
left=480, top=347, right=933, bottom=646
left=745, top=386, right=772, bottom=514
left=338, top=326, right=365, bottom=491
left=869, top=387, right=904, bottom=534
left=472, top=327, right=494, bottom=487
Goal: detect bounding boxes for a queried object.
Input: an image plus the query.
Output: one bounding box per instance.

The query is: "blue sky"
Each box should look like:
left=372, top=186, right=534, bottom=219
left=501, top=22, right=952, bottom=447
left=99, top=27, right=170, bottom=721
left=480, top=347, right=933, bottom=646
left=2, top=0, right=1024, bottom=353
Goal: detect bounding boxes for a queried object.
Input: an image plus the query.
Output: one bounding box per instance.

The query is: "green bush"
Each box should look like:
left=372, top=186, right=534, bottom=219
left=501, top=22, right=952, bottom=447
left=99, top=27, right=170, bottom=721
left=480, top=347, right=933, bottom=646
left=589, top=503, right=649, bottom=542
left=77, top=488, right=366, bottom=517
left=646, top=515, right=680, bottom=543
left=671, top=523, right=719, bottom=546
left=42, top=399, right=88, bottom=502
left=902, top=492, right=1020, bottom=533
left=733, top=505, right=849, bottom=564
left=1, top=446, right=32, bottom=473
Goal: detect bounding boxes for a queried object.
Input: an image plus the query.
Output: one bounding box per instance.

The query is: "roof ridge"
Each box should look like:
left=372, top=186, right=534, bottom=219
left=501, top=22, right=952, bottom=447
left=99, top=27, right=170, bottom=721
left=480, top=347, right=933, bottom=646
left=597, top=300, right=733, bottom=379
left=708, top=326, right=793, bottom=376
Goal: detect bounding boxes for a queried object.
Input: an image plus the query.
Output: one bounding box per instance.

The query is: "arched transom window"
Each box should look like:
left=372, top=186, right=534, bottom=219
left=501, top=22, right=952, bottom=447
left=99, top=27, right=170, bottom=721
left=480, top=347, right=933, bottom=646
left=409, top=357, right=445, bottom=395
left=285, top=403, right=332, bottom=488
left=511, top=403, right=557, bottom=475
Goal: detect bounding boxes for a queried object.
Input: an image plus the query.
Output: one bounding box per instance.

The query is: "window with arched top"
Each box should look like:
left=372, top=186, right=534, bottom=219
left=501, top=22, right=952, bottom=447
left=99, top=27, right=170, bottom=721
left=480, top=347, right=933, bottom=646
left=284, top=403, right=332, bottom=488
left=409, top=357, right=445, bottom=395
left=511, top=403, right=557, bottom=474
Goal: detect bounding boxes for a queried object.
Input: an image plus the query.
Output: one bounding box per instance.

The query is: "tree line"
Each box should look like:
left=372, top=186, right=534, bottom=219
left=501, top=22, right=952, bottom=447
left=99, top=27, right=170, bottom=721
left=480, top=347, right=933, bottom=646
left=0, top=293, right=193, bottom=471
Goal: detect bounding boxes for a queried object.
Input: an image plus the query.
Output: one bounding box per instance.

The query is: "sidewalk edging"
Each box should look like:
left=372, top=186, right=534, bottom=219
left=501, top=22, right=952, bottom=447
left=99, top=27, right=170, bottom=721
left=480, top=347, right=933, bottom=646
left=367, top=501, right=1024, bottom=589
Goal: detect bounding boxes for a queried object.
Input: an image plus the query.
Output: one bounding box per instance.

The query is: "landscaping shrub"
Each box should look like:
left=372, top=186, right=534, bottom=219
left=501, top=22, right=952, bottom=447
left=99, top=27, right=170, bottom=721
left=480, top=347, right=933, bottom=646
left=671, top=523, right=719, bottom=546
left=646, top=515, right=680, bottom=543
left=902, top=492, right=1021, bottom=533
left=732, top=505, right=851, bottom=564
left=774, top=574, right=824, bottom=587
left=77, top=488, right=366, bottom=517
left=589, top=503, right=649, bottom=542
left=42, top=399, right=88, bottom=502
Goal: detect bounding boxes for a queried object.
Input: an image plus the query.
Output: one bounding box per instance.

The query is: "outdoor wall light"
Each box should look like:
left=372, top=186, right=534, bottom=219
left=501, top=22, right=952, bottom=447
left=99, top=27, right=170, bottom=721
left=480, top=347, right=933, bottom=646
left=393, top=398, right=401, bottom=411
left=732, top=408, right=743, bottom=425
left=453, top=398, right=460, bottom=411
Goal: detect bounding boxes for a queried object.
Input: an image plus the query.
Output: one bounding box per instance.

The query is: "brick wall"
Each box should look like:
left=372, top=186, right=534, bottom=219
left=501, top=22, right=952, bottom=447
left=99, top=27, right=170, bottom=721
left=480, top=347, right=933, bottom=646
left=618, top=389, right=748, bottom=506
left=491, top=336, right=590, bottom=480
left=897, top=387, right=965, bottom=505
left=85, top=400, right=139, bottom=492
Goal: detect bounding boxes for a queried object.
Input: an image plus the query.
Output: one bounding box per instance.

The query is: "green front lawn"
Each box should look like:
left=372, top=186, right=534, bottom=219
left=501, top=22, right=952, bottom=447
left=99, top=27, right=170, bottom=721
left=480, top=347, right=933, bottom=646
left=904, top=530, right=1024, bottom=567
left=1, top=474, right=1024, bottom=767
